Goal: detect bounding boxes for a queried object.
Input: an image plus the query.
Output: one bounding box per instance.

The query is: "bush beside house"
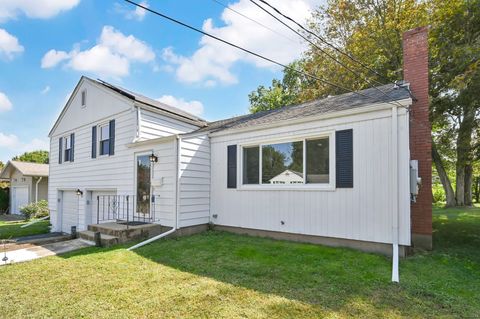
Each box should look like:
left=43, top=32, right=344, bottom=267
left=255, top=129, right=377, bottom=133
left=20, top=200, right=49, bottom=220
left=0, top=187, right=9, bottom=214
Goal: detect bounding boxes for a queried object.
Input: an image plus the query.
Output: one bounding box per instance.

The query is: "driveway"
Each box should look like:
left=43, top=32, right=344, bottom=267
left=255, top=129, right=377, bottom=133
left=1, top=239, right=92, bottom=266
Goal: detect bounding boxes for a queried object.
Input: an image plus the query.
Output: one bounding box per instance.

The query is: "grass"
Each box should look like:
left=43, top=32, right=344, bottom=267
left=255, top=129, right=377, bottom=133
left=0, top=217, right=51, bottom=239
left=0, top=205, right=479, bottom=318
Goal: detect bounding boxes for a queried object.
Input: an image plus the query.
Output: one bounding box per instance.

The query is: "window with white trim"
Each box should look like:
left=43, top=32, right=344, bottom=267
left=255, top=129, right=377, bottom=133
left=64, top=135, right=72, bottom=162
left=242, top=136, right=331, bottom=186
left=81, top=90, right=87, bottom=108
left=99, top=123, right=110, bottom=156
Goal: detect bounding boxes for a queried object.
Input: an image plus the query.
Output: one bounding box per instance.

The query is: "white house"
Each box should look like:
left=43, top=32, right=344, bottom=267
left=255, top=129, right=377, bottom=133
left=269, top=170, right=304, bottom=185
left=0, top=161, right=49, bottom=214
left=48, top=27, right=432, bottom=260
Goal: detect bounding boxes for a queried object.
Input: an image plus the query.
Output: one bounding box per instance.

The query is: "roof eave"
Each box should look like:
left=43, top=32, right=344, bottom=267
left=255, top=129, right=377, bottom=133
left=208, top=98, right=412, bottom=137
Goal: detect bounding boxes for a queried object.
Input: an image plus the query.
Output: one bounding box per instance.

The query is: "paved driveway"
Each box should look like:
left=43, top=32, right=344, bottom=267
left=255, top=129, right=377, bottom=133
left=1, top=239, right=92, bottom=266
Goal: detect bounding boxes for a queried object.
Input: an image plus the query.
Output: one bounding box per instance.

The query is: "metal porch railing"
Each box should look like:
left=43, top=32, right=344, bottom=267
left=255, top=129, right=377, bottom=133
left=96, top=195, right=160, bottom=225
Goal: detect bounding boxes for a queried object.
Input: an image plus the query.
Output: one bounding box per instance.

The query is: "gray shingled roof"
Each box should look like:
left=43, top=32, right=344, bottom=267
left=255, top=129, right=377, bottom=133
left=0, top=161, right=49, bottom=178
left=194, top=84, right=411, bottom=134
left=95, top=79, right=207, bottom=126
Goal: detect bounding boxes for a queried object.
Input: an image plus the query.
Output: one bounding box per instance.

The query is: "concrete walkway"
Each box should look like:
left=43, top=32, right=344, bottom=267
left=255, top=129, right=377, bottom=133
left=1, top=239, right=93, bottom=266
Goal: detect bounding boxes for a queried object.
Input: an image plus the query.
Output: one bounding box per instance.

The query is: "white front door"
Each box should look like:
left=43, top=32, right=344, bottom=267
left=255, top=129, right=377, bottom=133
left=12, top=187, right=29, bottom=215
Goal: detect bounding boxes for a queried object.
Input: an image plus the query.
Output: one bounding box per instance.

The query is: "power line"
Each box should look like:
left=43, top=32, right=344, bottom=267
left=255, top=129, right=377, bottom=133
left=248, top=0, right=405, bottom=109
left=123, top=0, right=391, bottom=104
left=254, top=0, right=394, bottom=85
left=211, top=0, right=299, bottom=44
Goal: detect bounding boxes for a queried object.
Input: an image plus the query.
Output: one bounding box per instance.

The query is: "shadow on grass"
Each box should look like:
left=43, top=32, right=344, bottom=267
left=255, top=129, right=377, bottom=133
left=55, top=205, right=479, bottom=317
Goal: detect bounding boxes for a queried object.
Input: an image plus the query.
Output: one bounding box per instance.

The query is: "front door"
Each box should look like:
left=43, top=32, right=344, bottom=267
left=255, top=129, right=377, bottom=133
left=136, top=154, right=151, bottom=217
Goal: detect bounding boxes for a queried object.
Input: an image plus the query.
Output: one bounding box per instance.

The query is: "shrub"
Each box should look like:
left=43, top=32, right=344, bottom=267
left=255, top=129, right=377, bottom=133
left=20, top=200, right=49, bottom=220
left=0, top=187, right=8, bottom=213
left=432, top=183, right=446, bottom=203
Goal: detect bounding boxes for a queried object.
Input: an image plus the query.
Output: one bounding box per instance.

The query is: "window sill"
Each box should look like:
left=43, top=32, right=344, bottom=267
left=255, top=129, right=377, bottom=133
left=237, top=184, right=336, bottom=191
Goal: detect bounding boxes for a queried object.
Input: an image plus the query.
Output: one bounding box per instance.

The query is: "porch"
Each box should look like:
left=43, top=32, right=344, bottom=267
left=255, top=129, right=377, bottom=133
left=79, top=195, right=173, bottom=246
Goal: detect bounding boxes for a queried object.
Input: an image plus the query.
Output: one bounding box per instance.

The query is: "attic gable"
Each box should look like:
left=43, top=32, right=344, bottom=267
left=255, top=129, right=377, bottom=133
left=49, top=77, right=133, bottom=137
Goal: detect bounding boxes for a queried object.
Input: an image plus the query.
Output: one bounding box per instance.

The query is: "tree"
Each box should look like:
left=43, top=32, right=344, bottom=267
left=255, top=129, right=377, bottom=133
left=248, top=0, right=479, bottom=206
left=430, top=0, right=480, bottom=206
left=248, top=60, right=309, bottom=113
left=13, top=150, right=49, bottom=164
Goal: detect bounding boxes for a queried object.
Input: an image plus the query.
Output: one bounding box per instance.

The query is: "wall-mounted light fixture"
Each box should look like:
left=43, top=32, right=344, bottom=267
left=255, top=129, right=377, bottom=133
left=149, top=152, right=158, bottom=163
left=76, top=189, right=83, bottom=197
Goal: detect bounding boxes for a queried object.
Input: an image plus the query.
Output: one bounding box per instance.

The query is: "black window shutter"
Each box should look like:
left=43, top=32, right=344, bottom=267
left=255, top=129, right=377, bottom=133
left=336, top=129, right=353, bottom=188
left=58, top=137, right=63, bottom=164
left=109, top=119, right=115, bottom=156
left=227, top=145, right=237, bottom=189
left=70, top=133, right=75, bottom=162
left=92, top=126, right=97, bottom=158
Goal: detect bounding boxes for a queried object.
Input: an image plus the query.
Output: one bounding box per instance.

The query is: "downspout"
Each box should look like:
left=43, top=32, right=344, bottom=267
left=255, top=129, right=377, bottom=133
left=35, top=177, right=43, bottom=203
left=391, top=106, right=400, bottom=283
left=128, top=135, right=180, bottom=250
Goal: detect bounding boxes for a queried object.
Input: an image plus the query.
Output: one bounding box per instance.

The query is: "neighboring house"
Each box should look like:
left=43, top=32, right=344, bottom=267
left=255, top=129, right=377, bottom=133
left=269, top=170, right=304, bottom=185
left=0, top=161, right=49, bottom=214
left=49, top=27, right=432, bottom=257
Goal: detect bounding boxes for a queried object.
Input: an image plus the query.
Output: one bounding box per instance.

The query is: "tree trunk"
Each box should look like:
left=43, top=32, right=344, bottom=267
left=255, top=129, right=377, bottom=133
left=455, top=106, right=475, bottom=206
left=432, top=140, right=456, bottom=207
left=474, top=176, right=480, bottom=203
left=464, top=164, right=473, bottom=206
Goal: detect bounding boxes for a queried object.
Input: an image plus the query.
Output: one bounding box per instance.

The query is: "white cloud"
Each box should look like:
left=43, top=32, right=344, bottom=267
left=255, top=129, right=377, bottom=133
left=41, top=49, right=70, bottom=68
left=114, top=1, right=149, bottom=21
left=41, top=86, right=50, bottom=94
left=129, top=0, right=149, bottom=21
left=0, top=0, right=80, bottom=22
left=157, top=95, right=204, bottom=117
left=162, top=0, right=320, bottom=86
left=0, top=29, right=24, bottom=60
left=0, top=133, right=18, bottom=148
left=22, top=138, right=49, bottom=152
left=69, top=45, right=130, bottom=78
left=40, top=26, right=155, bottom=78
left=99, top=26, right=155, bottom=62
left=0, top=92, right=13, bottom=112
left=0, top=133, right=49, bottom=161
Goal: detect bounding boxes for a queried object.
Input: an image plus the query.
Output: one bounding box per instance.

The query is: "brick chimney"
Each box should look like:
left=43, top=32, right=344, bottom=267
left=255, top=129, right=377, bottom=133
left=403, top=26, right=432, bottom=250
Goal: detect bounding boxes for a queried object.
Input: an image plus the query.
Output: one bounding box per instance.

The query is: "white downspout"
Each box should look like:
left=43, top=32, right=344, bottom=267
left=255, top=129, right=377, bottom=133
left=128, top=135, right=180, bottom=251
left=391, top=106, right=400, bottom=283
left=35, top=177, right=43, bottom=203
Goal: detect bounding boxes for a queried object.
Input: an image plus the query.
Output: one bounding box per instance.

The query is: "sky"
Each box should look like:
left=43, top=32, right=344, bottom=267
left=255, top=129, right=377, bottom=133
left=0, top=0, right=324, bottom=162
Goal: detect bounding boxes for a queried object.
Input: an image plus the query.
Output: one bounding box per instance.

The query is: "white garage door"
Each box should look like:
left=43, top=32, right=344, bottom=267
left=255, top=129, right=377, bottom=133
left=61, top=191, right=79, bottom=234
left=12, top=187, right=29, bottom=215
left=88, top=191, right=117, bottom=225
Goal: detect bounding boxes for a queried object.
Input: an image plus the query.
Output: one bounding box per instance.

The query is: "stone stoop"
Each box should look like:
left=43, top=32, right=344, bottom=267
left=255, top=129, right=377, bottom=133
left=80, top=222, right=170, bottom=246
left=78, top=230, right=119, bottom=247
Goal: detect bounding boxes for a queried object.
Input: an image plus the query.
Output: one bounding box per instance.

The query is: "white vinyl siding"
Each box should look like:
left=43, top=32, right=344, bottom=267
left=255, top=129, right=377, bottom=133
left=139, top=108, right=199, bottom=140
left=178, top=134, right=211, bottom=227
left=210, top=107, right=411, bottom=246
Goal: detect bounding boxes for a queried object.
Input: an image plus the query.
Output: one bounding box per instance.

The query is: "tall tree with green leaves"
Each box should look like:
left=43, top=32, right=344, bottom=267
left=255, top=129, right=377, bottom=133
left=13, top=150, right=49, bottom=164
left=248, top=0, right=479, bottom=206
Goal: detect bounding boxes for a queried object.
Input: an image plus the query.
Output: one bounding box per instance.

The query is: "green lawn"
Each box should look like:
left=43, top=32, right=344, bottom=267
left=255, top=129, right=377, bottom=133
left=0, top=218, right=51, bottom=239
left=0, top=205, right=479, bottom=318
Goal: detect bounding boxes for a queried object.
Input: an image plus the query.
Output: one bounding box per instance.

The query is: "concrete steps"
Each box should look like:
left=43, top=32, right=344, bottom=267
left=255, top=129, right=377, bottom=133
left=78, top=230, right=119, bottom=247
left=88, top=222, right=169, bottom=243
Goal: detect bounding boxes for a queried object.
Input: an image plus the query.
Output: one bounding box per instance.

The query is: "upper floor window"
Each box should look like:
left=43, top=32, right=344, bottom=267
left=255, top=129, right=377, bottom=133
left=64, top=135, right=72, bottom=162
left=99, top=124, right=110, bottom=156
left=81, top=90, right=87, bottom=108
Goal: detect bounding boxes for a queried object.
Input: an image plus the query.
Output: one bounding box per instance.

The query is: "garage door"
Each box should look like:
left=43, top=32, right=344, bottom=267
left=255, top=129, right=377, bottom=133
left=61, top=191, right=79, bottom=234
left=12, top=187, right=29, bottom=215
left=88, top=191, right=117, bottom=225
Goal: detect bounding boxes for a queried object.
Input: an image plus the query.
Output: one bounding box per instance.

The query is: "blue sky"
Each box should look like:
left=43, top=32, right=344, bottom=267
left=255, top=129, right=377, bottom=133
left=0, top=0, right=322, bottom=162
